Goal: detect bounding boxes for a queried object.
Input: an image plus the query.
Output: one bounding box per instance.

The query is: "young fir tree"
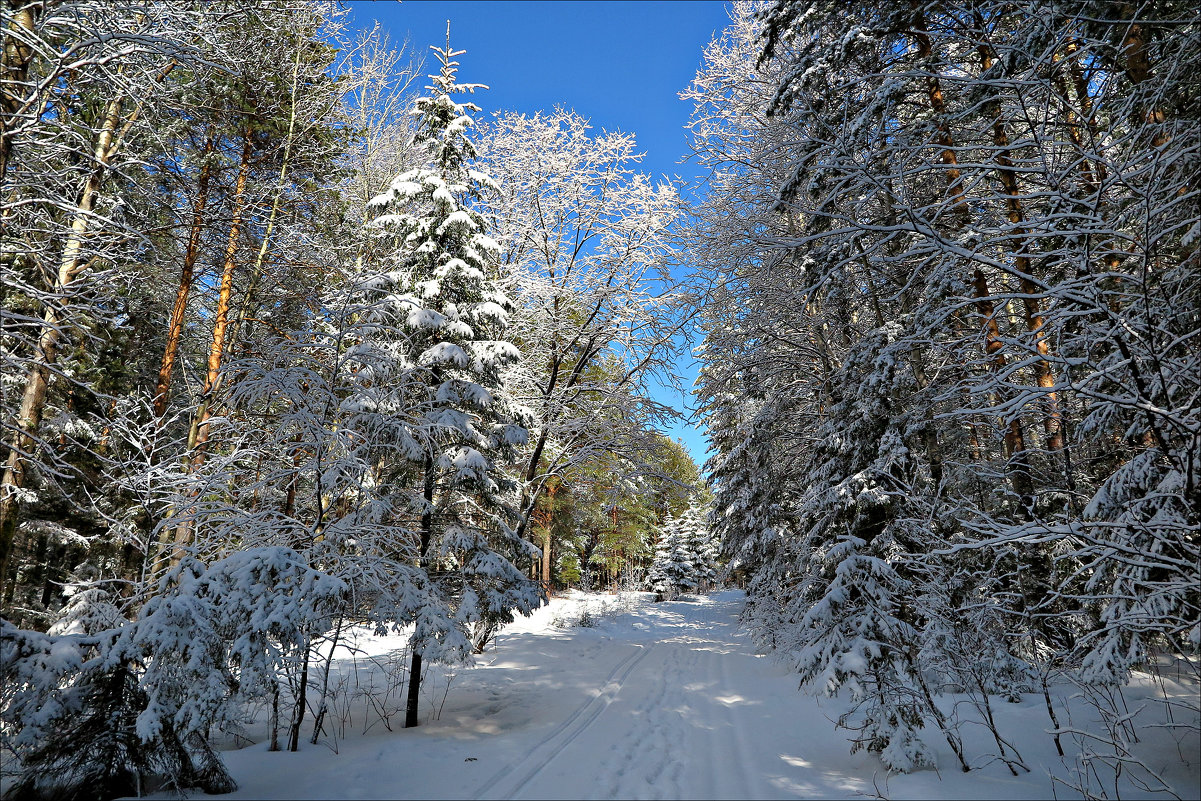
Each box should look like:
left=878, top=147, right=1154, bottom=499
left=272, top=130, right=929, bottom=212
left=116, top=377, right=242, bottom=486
left=680, top=503, right=718, bottom=591
left=645, top=514, right=696, bottom=599
left=366, top=32, right=542, bottom=729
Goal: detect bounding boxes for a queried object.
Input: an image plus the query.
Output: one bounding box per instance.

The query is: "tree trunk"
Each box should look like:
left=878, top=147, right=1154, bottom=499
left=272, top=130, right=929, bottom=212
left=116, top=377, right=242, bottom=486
left=1108, top=11, right=1173, bottom=452
left=310, top=617, right=343, bottom=745
left=221, top=39, right=304, bottom=369
left=540, top=481, right=558, bottom=589
left=977, top=37, right=1065, bottom=455
left=0, top=88, right=126, bottom=599
left=154, top=132, right=216, bottom=418
left=0, top=2, right=38, bottom=185
left=1052, top=41, right=1101, bottom=195
left=908, top=5, right=968, bottom=219
left=288, top=639, right=310, bottom=752
left=972, top=269, right=1036, bottom=504
left=164, top=129, right=253, bottom=570
left=906, top=350, right=944, bottom=489
left=405, top=455, right=436, bottom=729
left=269, top=679, right=281, bottom=752
left=193, top=130, right=253, bottom=451
left=405, top=649, right=424, bottom=729
left=907, top=8, right=1032, bottom=502
left=1117, top=10, right=1168, bottom=147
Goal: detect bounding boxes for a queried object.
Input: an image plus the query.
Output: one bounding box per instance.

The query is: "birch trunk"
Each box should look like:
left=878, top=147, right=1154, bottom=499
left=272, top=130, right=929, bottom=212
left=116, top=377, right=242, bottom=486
left=0, top=88, right=126, bottom=598
left=0, top=2, right=37, bottom=185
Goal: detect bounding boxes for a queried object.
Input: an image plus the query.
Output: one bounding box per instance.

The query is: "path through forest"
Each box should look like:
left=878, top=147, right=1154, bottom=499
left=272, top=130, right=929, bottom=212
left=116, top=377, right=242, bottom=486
left=470, top=593, right=831, bottom=800
left=194, top=591, right=1194, bottom=800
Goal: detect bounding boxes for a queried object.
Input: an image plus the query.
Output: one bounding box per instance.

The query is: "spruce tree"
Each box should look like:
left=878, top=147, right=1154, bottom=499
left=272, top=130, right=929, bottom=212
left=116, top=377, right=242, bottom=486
left=646, top=514, right=695, bottom=599
left=680, top=504, right=718, bottom=592
left=366, top=30, right=542, bottom=729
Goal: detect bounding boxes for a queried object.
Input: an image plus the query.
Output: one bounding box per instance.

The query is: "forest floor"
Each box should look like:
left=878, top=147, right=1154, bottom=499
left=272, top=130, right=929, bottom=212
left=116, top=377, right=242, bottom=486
left=156, top=590, right=1198, bottom=800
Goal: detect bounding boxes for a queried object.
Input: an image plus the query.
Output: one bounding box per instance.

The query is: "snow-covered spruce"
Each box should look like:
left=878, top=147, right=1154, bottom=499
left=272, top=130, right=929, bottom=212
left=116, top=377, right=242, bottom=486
left=1, top=548, right=344, bottom=798
left=646, top=504, right=719, bottom=600
left=691, top=0, right=1198, bottom=778
left=364, top=35, right=543, bottom=726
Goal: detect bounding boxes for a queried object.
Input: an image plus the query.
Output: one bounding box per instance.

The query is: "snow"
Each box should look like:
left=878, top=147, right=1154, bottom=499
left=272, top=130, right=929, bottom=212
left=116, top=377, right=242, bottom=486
left=437, top=210, right=478, bottom=235
left=435, top=258, right=486, bottom=283
left=419, top=342, right=470, bottom=368
left=130, top=591, right=1198, bottom=800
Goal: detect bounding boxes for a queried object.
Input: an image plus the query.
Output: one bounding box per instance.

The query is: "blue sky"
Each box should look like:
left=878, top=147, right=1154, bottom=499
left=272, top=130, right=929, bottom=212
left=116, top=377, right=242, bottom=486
left=347, top=0, right=733, bottom=465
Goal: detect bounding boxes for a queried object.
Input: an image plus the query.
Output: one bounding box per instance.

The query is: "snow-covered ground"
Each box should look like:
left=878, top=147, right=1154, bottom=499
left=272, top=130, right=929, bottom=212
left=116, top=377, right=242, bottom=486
left=154, top=590, right=1198, bottom=800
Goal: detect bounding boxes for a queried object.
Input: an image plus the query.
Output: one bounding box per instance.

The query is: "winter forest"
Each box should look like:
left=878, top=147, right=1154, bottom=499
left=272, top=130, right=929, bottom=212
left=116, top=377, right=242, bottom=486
left=0, top=1, right=1197, bottom=799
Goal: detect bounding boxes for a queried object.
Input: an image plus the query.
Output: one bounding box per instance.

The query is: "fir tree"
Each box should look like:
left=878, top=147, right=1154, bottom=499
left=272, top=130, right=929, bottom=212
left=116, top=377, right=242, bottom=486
left=365, top=29, right=543, bottom=728
left=645, top=514, right=696, bottom=599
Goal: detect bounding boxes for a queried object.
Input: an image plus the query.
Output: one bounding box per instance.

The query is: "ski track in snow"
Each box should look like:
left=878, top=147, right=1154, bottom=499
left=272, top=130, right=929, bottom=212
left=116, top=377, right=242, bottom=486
left=474, top=642, right=655, bottom=800
left=501, top=596, right=783, bottom=800
left=714, top=614, right=759, bottom=798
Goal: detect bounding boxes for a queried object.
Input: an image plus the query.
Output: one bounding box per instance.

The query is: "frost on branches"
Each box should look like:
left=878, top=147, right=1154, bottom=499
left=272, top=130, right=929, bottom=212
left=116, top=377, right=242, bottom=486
left=692, top=0, right=1199, bottom=780
left=2, top=547, right=344, bottom=798
left=0, top=20, right=545, bottom=797
left=646, top=505, right=718, bottom=600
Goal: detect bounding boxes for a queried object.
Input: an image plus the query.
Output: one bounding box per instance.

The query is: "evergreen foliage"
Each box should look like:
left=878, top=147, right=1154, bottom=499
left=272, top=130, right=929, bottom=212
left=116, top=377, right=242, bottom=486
left=646, top=504, right=718, bottom=599
left=690, top=0, right=1199, bottom=775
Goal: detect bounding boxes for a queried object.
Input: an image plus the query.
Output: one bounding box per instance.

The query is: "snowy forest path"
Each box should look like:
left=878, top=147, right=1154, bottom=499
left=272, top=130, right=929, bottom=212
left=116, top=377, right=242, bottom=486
left=472, top=641, right=656, bottom=800
left=462, top=591, right=852, bottom=800
left=205, top=591, right=883, bottom=800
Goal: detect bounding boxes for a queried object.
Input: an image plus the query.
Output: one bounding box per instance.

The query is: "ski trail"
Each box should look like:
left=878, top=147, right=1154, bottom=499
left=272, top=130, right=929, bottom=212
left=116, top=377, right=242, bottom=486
left=592, top=608, right=720, bottom=800
left=474, top=595, right=812, bottom=800
left=474, top=643, right=654, bottom=801
left=588, top=644, right=670, bottom=799
left=664, top=644, right=701, bottom=795
left=717, top=632, right=760, bottom=797
left=687, top=600, right=750, bottom=797
left=702, top=644, right=724, bottom=797
left=637, top=645, right=688, bottom=798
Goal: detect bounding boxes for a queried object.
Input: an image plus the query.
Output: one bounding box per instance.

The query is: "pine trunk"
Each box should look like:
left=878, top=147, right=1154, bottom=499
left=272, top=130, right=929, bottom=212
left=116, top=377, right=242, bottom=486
left=222, top=40, right=303, bottom=361
left=971, top=269, right=1036, bottom=504
left=977, top=39, right=1065, bottom=455
left=164, top=130, right=253, bottom=570
left=154, top=133, right=216, bottom=418
left=1118, top=11, right=1168, bottom=147
left=908, top=9, right=1032, bottom=501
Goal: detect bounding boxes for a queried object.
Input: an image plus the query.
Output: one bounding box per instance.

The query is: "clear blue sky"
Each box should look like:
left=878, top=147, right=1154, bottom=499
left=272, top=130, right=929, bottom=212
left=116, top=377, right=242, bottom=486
left=347, top=0, right=732, bottom=466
